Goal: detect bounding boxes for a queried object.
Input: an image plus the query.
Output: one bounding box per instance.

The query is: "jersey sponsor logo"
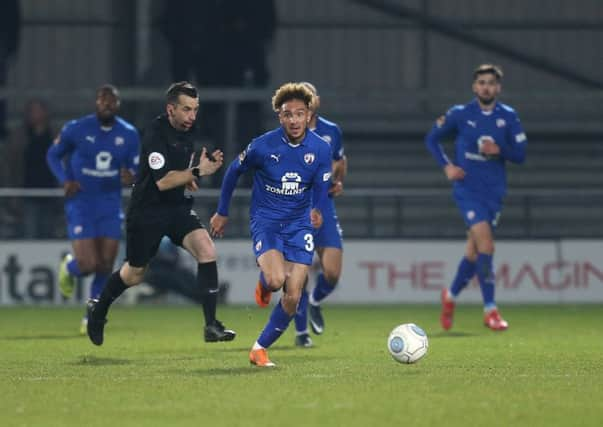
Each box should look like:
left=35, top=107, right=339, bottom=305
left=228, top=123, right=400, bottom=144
left=115, top=136, right=124, bottom=145
left=148, top=152, right=165, bottom=170
left=515, top=132, right=527, bottom=143
left=304, top=153, right=315, bottom=165
left=82, top=151, right=118, bottom=177
left=477, top=135, right=494, bottom=149
left=496, top=118, right=506, bottom=128
left=82, top=168, right=119, bottom=177
left=96, top=151, right=112, bottom=170
left=85, top=135, right=96, bottom=143
left=465, top=152, right=487, bottom=162
left=265, top=172, right=307, bottom=195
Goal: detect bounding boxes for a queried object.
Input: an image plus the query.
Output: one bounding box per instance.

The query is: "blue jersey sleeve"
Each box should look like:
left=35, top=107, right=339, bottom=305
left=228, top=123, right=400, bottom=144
left=312, top=146, right=332, bottom=211
left=46, top=120, right=77, bottom=184
left=217, top=141, right=261, bottom=216
left=330, top=125, right=344, bottom=161
left=425, top=106, right=462, bottom=167
left=499, top=112, right=527, bottom=164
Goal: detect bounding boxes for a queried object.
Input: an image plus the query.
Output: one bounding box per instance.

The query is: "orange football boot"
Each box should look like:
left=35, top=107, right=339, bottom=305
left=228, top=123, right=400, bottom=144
left=249, top=348, right=275, bottom=367
left=255, top=280, right=271, bottom=307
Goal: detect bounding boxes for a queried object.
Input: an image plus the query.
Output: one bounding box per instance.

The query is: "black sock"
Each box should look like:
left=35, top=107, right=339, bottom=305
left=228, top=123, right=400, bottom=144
left=95, top=270, right=128, bottom=318
left=198, top=261, right=218, bottom=325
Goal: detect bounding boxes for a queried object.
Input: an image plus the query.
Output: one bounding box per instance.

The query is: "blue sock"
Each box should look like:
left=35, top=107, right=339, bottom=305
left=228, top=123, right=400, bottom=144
left=259, top=271, right=270, bottom=291
left=294, top=289, right=309, bottom=333
left=476, top=253, right=496, bottom=310
left=66, top=257, right=83, bottom=277
left=311, top=273, right=336, bottom=304
left=90, top=272, right=109, bottom=300
left=450, top=257, right=477, bottom=297
left=257, top=299, right=293, bottom=348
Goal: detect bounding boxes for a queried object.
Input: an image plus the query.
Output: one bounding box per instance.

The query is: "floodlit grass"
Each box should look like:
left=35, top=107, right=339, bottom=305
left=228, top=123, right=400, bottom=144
left=1, top=305, right=602, bottom=427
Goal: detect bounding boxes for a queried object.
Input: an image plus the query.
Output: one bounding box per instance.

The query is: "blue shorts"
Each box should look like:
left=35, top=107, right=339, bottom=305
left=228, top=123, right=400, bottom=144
left=250, top=219, right=315, bottom=265
left=454, top=195, right=502, bottom=229
left=313, top=213, right=343, bottom=249
left=65, top=197, right=123, bottom=240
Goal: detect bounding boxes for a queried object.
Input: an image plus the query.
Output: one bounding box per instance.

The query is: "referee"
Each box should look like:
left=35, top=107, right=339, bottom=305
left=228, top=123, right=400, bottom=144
left=86, top=81, right=236, bottom=346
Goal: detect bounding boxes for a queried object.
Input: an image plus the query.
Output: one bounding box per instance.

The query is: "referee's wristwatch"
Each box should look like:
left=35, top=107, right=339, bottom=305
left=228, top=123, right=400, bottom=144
left=191, top=167, right=201, bottom=178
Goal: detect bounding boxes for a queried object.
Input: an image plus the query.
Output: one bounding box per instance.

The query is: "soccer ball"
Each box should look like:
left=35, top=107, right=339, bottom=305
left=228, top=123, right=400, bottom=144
left=387, top=323, right=429, bottom=364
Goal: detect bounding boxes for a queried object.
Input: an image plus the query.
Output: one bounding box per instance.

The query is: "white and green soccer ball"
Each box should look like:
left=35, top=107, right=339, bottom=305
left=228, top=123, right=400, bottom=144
left=387, top=323, right=429, bottom=364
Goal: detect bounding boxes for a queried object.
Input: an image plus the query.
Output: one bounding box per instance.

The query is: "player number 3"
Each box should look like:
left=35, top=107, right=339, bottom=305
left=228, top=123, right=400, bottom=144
left=304, top=233, right=314, bottom=252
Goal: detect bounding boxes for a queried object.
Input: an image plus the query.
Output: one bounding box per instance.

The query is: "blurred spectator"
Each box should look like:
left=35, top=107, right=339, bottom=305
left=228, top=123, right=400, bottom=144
left=4, top=99, right=61, bottom=238
left=0, top=0, right=21, bottom=142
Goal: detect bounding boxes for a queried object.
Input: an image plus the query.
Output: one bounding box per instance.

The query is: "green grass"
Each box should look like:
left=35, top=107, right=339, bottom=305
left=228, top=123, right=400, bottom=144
left=1, top=305, right=602, bottom=427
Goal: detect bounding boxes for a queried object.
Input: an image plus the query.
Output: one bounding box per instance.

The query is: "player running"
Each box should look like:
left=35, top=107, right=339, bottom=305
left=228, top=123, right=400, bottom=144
left=47, top=85, right=139, bottom=333
left=210, top=82, right=331, bottom=367
left=293, top=82, right=347, bottom=347
left=425, top=64, right=527, bottom=331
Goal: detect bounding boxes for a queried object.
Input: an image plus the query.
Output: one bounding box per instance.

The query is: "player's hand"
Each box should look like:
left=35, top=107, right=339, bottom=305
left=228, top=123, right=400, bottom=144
left=63, top=180, right=81, bottom=198
left=479, top=139, right=500, bottom=156
left=444, top=164, right=465, bottom=181
left=120, top=168, right=135, bottom=186
left=328, top=180, right=344, bottom=197
left=186, top=180, right=199, bottom=192
left=198, top=147, right=224, bottom=176
left=209, top=213, right=228, bottom=238
left=310, top=208, right=323, bottom=229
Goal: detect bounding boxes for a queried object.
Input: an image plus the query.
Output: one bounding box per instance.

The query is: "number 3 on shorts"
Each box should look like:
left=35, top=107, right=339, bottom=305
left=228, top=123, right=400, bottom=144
left=304, top=233, right=314, bottom=252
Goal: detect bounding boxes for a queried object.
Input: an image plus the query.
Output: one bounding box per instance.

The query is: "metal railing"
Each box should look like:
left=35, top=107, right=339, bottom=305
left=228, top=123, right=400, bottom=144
left=2, top=187, right=603, bottom=240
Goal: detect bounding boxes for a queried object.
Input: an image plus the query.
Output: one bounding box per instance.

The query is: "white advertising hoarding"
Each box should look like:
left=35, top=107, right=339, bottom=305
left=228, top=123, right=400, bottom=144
left=1, top=240, right=602, bottom=305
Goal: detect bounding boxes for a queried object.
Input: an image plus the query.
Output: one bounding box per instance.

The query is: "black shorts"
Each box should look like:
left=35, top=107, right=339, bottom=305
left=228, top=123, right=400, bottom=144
left=125, top=207, right=204, bottom=267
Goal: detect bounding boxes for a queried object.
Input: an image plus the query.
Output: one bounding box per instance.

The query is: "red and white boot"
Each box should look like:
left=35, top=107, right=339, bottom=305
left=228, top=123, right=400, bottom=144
left=440, top=288, right=455, bottom=331
left=484, top=308, right=508, bottom=331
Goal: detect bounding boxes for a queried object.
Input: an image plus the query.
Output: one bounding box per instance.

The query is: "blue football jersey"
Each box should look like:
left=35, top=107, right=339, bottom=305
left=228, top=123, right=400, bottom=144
left=311, top=116, right=344, bottom=217
left=47, top=114, right=140, bottom=197
left=425, top=99, right=527, bottom=201
left=218, top=127, right=332, bottom=222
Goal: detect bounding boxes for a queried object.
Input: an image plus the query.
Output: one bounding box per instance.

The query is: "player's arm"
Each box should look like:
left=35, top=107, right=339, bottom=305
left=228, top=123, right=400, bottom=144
left=121, top=128, right=141, bottom=186
left=330, top=156, right=347, bottom=197
left=499, top=113, right=527, bottom=164
left=46, top=121, right=80, bottom=196
left=425, top=107, right=465, bottom=181
left=311, top=149, right=332, bottom=228
left=330, top=127, right=346, bottom=196
left=210, top=143, right=256, bottom=237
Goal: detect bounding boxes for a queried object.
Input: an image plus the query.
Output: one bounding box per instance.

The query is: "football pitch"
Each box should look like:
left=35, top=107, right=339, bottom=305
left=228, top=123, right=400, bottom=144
left=1, top=305, right=602, bottom=427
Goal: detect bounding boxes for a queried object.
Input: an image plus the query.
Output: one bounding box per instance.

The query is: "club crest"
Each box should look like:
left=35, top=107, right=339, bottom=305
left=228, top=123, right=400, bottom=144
left=304, top=152, right=315, bottom=165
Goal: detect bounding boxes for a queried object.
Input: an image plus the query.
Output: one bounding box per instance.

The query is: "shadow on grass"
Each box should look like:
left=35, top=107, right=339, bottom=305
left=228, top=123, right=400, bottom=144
left=215, top=344, right=310, bottom=353
left=1, top=333, right=81, bottom=340
left=181, top=366, right=268, bottom=377
left=429, top=331, right=477, bottom=338
left=70, top=355, right=131, bottom=366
